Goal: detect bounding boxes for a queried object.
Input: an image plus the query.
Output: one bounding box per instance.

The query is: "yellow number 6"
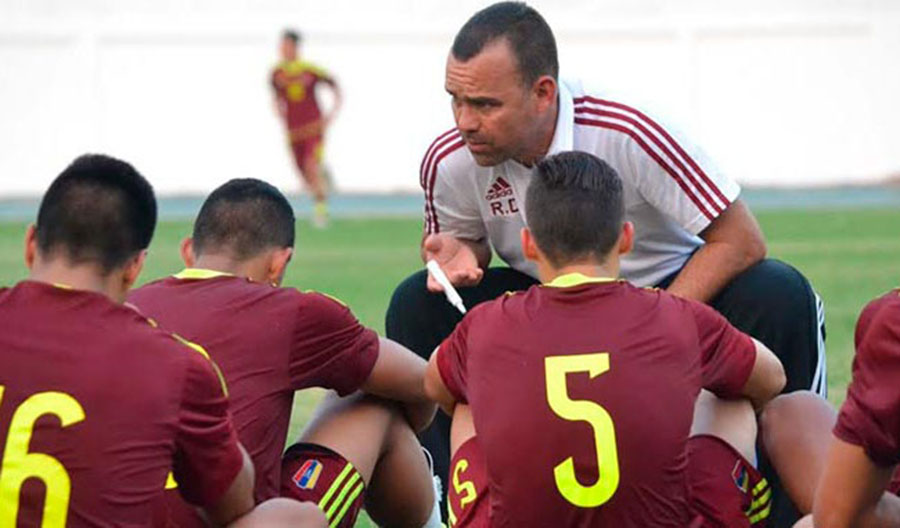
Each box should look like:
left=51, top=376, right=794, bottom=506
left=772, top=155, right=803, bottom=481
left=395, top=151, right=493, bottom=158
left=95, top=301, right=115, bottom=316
left=544, top=353, right=619, bottom=508
left=0, top=386, right=85, bottom=527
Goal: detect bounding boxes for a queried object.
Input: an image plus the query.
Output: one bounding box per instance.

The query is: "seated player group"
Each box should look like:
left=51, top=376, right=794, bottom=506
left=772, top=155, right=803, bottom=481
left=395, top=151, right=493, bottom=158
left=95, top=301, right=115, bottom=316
left=4, top=149, right=900, bottom=527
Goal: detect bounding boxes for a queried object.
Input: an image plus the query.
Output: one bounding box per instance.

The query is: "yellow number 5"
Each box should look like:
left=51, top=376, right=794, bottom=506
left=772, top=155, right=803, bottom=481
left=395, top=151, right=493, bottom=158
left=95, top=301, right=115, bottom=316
left=0, top=386, right=85, bottom=527
left=544, top=353, right=619, bottom=507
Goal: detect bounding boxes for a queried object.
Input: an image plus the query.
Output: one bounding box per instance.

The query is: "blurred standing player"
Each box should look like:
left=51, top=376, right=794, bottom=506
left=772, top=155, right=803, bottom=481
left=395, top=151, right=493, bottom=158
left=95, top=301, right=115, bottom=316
left=425, top=152, right=785, bottom=527
left=271, top=29, right=342, bottom=228
left=129, top=179, right=441, bottom=528
left=0, top=155, right=324, bottom=527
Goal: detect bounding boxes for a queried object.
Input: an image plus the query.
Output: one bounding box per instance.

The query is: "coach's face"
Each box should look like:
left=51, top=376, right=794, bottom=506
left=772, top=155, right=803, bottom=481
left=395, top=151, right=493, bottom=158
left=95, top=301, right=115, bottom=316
left=446, top=39, right=555, bottom=167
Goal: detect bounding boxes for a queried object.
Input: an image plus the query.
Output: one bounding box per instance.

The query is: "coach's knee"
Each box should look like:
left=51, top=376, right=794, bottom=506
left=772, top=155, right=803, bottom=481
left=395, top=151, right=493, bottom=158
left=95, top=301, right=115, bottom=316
left=719, top=259, right=814, bottom=314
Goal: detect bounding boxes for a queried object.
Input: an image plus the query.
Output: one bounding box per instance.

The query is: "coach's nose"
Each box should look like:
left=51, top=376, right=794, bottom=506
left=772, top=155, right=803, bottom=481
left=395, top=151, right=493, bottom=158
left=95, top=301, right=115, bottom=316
left=455, top=104, right=479, bottom=134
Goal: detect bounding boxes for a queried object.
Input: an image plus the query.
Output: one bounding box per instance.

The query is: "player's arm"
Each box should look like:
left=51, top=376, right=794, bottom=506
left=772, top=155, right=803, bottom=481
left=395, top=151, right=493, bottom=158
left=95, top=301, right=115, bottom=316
left=203, top=445, right=255, bottom=526
left=813, top=437, right=900, bottom=528
left=321, top=75, right=342, bottom=126
left=667, top=199, right=766, bottom=302
left=738, top=338, right=785, bottom=411
left=360, top=337, right=436, bottom=432
left=424, top=347, right=457, bottom=416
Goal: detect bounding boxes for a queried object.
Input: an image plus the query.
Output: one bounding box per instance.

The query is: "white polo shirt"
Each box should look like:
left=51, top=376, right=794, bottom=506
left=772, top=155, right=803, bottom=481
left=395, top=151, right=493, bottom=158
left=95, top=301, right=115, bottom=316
left=419, top=79, right=740, bottom=287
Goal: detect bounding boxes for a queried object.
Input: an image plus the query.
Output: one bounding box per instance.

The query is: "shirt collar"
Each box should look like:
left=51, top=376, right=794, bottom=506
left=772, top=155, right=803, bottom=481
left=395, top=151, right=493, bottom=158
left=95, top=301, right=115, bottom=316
left=544, top=272, right=617, bottom=288
left=173, top=268, right=233, bottom=280
left=546, top=79, right=575, bottom=156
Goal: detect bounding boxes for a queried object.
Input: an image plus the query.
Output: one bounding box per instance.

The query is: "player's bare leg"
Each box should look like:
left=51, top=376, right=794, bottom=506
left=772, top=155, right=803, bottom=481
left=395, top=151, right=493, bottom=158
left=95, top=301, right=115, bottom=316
left=299, top=391, right=438, bottom=527
left=760, top=391, right=900, bottom=520
left=229, top=498, right=327, bottom=528
left=691, top=389, right=758, bottom=463
left=300, top=152, right=328, bottom=228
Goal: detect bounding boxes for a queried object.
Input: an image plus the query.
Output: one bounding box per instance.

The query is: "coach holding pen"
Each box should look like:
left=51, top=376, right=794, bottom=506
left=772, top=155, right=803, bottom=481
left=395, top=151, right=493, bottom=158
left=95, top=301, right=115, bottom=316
left=385, top=2, right=825, bottom=525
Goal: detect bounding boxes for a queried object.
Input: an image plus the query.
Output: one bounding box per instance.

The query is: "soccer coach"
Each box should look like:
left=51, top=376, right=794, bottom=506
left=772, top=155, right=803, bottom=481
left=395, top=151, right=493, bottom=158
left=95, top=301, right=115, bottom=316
left=387, top=0, right=825, bottom=519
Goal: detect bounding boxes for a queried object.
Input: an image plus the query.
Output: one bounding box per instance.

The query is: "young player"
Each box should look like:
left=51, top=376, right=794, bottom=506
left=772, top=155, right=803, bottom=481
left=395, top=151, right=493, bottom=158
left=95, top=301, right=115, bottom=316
left=271, top=29, right=342, bottom=228
left=129, top=178, right=440, bottom=528
left=0, top=155, right=324, bottom=527
left=425, top=151, right=786, bottom=527
left=782, top=290, right=900, bottom=527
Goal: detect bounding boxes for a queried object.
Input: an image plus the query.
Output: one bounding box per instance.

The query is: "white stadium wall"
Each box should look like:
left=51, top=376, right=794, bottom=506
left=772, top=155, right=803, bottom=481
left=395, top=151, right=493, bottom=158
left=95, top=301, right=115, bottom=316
left=1, top=0, right=899, bottom=196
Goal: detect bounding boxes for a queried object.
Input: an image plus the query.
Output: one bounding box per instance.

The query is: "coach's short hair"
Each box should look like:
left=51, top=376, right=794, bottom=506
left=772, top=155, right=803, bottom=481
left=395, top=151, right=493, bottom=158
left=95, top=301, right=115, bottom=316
left=35, top=154, right=157, bottom=273
left=525, top=152, right=624, bottom=267
left=282, top=29, right=301, bottom=44
left=192, top=178, right=295, bottom=260
left=451, top=2, right=558, bottom=86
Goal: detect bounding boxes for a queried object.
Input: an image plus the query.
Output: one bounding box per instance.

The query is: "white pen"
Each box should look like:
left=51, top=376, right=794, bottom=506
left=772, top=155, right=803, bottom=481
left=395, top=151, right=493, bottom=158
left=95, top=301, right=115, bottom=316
left=426, top=260, right=467, bottom=314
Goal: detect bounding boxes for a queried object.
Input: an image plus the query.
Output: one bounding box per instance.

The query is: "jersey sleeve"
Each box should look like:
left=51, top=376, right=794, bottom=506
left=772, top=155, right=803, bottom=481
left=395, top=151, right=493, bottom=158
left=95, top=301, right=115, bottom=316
left=420, top=136, right=486, bottom=240
left=686, top=299, right=756, bottom=398
left=435, top=313, right=473, bottom=403
left=172, top=344, right=244, bottom=507
left=834, top=304, right=900, bottom=467
left=289, top=291, right=380, bottom=395
left=625, top=110, right=740, bottom=235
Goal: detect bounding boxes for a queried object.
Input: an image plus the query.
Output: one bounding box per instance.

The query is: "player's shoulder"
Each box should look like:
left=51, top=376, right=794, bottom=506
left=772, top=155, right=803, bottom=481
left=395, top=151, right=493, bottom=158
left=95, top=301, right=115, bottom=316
left=419, top=127, right=471, bottom=188
left=856, top=289, right=900, bottom=355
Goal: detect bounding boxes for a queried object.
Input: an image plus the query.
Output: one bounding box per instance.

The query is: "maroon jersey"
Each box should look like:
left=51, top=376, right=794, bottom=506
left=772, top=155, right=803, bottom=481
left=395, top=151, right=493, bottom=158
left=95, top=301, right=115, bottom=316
left=0, top=281, right=242, bottom=526
left=834, top=290, right=900, bottom=466
left=128, top=269, right=379, bottom=502
left=436, top=274, right=756, bottom=528
left=271, top=59, right=334, bottom=137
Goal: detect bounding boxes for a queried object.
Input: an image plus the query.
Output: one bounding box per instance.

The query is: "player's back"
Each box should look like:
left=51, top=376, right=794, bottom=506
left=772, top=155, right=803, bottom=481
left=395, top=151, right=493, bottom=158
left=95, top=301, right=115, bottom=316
left=128, top=270, right=378, bottom=501
left=0, top=281, right=206, bottom=526
left=442, top=278, right=747, bottom=527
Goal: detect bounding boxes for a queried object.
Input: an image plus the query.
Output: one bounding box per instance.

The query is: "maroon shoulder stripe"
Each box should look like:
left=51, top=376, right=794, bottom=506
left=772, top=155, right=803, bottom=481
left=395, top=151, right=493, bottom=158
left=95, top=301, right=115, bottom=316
left=420, top=128, right=459, bottom=188
left=575, top=96, right=729, bottom=206
left=574, top=105, right=723, bottom=216
left=574, top=116, right=715, bottom=221
left=424, top=138, right=466, bottom=234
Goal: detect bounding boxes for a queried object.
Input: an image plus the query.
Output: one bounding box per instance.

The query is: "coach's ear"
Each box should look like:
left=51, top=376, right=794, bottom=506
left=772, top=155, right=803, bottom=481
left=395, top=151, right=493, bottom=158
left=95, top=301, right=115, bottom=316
left=266, top=247, right=293, bottom=286
left=521, top=227, right=540, bottom=263
left=180, top=237, right=195, bottom=267
left=618, top=221, right=635, bottom=256
left=24, top=224, right=37, bottom=269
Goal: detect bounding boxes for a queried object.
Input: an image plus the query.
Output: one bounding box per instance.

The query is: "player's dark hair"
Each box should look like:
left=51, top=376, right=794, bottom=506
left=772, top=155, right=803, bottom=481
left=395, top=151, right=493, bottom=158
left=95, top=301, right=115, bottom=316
left=282, top=29, right=301, bottom=44
left=451, top=2, right=558, bottom=86
left=193, top=178, right=295, bottom=260
left=526, top=152, right=624, bottom=267
left=35, top=154, right=157, bottom=273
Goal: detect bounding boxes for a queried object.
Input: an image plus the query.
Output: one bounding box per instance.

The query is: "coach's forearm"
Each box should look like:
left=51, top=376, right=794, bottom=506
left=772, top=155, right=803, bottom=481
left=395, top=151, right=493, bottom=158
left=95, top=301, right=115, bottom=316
left=666, top=240, right=761, bottom=302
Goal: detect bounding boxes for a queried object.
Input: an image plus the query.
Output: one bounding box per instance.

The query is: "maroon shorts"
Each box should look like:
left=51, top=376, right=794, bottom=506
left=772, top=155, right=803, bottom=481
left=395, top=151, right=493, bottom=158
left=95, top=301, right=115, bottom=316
left=447, top=437, right=490, bottom=528
left=290, top=136, right=323, bottom=170
left=688, top=435, right=771, bottom=527
left=281, top=443, right=364, bottom=528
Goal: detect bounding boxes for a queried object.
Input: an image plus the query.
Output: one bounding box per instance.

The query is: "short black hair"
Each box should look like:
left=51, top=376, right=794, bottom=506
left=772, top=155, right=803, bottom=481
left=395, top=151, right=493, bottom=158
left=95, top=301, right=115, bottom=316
left=192, top=178, right=295, bottom=260
left=282, top=29, right=301, bottom=44
left=451, top=2, right=558, bottom=85
left=525, top=152, right=624, bottom=267
left=35, top=154, right=157, bottom=273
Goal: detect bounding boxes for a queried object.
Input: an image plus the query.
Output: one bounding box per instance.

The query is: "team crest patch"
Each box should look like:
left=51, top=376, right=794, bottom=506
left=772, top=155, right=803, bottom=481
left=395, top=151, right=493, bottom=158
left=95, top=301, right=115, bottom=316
left=293, top=459, right=324, bottom=490
left=732, top=460, right=750, bottom=493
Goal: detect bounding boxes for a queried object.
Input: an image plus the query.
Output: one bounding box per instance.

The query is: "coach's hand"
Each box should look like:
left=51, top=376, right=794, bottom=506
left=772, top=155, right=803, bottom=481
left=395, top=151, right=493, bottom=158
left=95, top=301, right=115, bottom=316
left=422, top=234, right=486, bottom=292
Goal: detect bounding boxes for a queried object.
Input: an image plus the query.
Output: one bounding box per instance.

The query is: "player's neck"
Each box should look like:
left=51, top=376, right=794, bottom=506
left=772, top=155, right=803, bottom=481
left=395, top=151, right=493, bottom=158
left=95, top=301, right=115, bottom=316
left=29, top=259, right=126, bottom=302
left=540, top=259, right=620, bottom=284
left=192, top=254, right=267, bottom=284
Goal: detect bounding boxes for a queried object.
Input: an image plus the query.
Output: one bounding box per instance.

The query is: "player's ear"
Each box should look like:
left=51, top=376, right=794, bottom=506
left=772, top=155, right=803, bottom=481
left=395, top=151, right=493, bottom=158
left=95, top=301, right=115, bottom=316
left=180, top=237, right=195, bottom=267
left=521, top=227, right=540, bottom=262
left=618, top=221, right=635, bottom=256
left=267, top=247, right=293, bottom=286
left=122, top=250, right=148, bottom=292
left=24, top=223, right=37, bottom=269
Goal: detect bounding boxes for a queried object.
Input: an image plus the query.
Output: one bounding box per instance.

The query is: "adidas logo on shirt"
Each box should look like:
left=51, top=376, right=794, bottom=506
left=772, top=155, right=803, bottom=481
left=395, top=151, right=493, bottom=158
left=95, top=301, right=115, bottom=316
left=485, top=176, right=514, bottom=201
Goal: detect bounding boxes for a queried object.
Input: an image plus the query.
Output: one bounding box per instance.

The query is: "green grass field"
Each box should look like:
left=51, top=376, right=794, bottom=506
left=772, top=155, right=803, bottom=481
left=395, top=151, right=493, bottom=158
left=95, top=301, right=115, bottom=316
left=0, top=209, right=897, bottom=526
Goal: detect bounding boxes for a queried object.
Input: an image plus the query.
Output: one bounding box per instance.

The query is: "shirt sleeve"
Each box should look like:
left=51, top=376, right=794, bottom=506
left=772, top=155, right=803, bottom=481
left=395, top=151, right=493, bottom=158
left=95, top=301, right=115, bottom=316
left=686, top=298, right=756, bottom=398
left=173, top=345, right=244, bottom=507
left=289, top=291, right=380, bottom=395
left=435, top=314, right=472, bottom=403
left=420, top=136, right=486, bottom=240
left=834, top=305, right=900, bottom=467
left=624, top=108, right=740, bottom=235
